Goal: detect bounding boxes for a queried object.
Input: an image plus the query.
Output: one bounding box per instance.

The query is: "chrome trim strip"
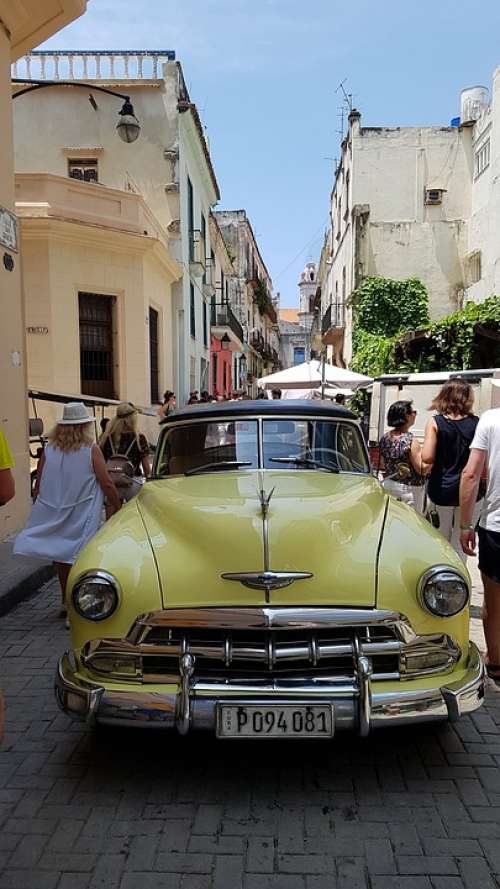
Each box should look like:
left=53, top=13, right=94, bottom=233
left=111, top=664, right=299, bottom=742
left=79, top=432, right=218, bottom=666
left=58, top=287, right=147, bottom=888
left=129, top=607, right=409, bottom=633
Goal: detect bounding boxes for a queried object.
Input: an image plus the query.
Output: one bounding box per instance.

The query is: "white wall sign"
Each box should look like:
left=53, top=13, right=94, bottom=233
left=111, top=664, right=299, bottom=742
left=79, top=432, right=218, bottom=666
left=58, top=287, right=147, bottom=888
left=0, top=206, right=18, bottom=253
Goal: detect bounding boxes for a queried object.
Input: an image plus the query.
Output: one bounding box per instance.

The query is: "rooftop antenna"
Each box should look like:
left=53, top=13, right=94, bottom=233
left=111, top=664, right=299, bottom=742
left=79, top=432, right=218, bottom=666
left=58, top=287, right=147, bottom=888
left=335, top=78, right=354, bottom=141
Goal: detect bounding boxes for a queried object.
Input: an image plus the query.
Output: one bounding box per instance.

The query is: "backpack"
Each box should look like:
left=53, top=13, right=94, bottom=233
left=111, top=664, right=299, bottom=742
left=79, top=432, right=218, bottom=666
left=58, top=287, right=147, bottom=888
left=105, top=436, right=136, bottom=490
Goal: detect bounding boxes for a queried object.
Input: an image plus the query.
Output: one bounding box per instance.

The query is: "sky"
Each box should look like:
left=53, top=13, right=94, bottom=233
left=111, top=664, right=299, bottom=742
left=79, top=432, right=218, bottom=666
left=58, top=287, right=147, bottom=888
left=41, top=0, right=500, bottom=308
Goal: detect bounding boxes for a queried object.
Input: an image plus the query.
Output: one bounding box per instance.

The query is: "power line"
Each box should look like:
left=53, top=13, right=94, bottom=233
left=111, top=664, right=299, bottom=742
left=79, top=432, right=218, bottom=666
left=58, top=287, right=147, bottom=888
left=274, top=220, right=328, bottom=281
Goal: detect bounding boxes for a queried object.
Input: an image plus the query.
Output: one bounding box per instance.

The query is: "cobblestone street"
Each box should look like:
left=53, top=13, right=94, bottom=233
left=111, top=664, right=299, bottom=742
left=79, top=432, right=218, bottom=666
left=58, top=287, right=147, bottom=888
left=0, top=578, right=499, bottom=889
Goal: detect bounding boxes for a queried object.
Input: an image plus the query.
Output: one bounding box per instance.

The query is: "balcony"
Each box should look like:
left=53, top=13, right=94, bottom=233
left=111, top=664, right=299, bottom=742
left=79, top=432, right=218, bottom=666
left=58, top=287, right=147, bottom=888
left=203, top=258, right=215, bottom=297
left=251, top=330, right=265, bottom=354
left=189, top=230, right=205, bottom=278
left=211, top=303, right=244, bottom=349
left=12, top=49, right=175, bottom=81
left=322, top=302, right=345, bottom=344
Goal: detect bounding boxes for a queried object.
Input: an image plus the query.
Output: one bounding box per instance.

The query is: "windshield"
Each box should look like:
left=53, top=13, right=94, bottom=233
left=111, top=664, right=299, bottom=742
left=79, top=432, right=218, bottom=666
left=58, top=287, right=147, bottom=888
left=155, top=421, right=259, bottom=476
left=154, top=417, right=369, bottom=477
left=262, top=419, right=369, bottom=473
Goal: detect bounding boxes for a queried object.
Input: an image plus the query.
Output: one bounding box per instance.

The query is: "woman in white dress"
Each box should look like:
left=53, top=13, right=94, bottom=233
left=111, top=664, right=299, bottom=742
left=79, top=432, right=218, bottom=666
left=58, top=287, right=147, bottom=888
left=14, top=402, right=121, bottom=618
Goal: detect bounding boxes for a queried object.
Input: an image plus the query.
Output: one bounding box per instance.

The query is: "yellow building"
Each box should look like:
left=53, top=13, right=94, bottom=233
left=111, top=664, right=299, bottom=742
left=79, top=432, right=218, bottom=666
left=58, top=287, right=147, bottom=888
left=0, top=1, right=88, bottom=539
left=16, top=173, right=181, bottom=442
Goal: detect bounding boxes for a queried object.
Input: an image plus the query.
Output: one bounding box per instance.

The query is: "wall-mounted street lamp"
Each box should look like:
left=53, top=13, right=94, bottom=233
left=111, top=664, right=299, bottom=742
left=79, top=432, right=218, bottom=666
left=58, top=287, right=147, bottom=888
left=220, top=333, right=231, bottom=351
left=12, top=79, right=141, bottom=143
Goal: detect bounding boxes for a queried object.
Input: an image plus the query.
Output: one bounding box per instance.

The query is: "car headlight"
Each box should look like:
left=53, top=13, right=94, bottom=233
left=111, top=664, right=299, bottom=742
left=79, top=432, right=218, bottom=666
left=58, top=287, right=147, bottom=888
left=418, top=566, right=469, bottom=617
left=72, top=571, right=120, bottom=621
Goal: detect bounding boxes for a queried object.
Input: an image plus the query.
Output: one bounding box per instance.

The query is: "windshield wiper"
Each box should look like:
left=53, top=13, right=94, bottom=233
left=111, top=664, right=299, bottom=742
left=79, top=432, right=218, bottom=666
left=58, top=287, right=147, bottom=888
left=269, top=457, right=339, bottom=473
left=184, top=461, right=252, bottom=476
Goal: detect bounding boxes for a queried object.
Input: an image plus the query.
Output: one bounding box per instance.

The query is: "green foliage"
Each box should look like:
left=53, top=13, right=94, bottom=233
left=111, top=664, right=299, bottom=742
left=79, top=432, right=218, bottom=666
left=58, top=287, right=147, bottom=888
left=351, top=276, right=430, bottom=337
left=395, top=296, right=500, bottom=371
left=253, top=277, right=275, bottom=320
left=350, top=276, right=430, bottom=376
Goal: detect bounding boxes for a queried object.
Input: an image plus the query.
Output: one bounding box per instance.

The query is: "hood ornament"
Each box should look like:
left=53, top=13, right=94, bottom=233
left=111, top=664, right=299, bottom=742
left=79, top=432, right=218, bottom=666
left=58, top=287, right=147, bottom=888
left=222, top=485, right=313, bottom=602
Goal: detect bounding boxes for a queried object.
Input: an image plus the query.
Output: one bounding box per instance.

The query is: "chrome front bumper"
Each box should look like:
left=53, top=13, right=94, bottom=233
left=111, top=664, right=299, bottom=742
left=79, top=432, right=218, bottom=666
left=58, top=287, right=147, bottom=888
left=55, top=642, right=486, bottom=735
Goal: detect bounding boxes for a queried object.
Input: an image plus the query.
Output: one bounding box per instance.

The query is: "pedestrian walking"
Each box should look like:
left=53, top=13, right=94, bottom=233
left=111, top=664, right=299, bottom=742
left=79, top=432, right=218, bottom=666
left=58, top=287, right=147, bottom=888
left=460, top=407, right=500, bottom=680
left=0, top=428, right=15, bottom=506
left=158, top=390, right=176, bottom=422
left=99, top=402, right=151, bottom=503
left=271, top=388, right=282, bottom=400
left=422, top=379, right=483, bottom=560
left=378, top=400, right=425, bottom=512
left=13, top=402, right=121, bottom=619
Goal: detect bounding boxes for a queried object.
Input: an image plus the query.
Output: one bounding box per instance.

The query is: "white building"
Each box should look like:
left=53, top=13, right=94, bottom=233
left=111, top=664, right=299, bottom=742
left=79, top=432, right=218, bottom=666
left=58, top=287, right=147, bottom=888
left=12, top=50, right=220, bottom=404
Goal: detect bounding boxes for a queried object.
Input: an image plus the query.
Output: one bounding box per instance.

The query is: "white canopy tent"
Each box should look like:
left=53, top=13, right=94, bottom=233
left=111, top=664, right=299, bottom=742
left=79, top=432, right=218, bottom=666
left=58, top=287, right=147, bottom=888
left=258, top=360, right=372, bottom=393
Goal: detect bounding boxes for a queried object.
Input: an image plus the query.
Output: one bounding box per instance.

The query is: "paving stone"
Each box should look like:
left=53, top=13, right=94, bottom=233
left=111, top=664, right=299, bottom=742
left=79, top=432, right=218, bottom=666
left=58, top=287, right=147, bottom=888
left=247, top=837, right=275, bottom=872
left=120, top=875, right=181, bottom=889
left=458, top=857, right=497, bottom=889
left=397, top=857, right=459, bottom=875
left=1, top=576, right=500, bottom=889
left=371, top=880, right=431, bottom=889
left=212, top=854, right=244, bottom=888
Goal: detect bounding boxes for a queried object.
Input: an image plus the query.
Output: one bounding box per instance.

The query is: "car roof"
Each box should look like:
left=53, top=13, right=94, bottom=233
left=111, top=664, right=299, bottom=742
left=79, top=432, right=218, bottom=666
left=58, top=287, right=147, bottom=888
left=163, top=399, right=357, bottom=424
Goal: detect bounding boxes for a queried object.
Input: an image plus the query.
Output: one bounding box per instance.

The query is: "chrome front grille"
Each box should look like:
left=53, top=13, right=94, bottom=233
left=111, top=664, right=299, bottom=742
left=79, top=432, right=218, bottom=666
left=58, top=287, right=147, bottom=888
left=81, top=608, right=461, bottom=685
left=140, top=625, right=400, bottom=679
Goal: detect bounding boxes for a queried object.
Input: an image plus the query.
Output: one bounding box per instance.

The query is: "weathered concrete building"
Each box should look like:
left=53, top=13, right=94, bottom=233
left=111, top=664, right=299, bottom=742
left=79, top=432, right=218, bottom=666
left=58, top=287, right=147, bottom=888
left=319, top=108, right=472, bottom=366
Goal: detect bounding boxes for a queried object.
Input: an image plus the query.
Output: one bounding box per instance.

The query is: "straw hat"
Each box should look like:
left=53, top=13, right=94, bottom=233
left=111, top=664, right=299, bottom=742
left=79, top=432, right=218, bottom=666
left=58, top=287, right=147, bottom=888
left=58, top=402, right=94, bottom=425
left=116, top=401, right=137, bottom=418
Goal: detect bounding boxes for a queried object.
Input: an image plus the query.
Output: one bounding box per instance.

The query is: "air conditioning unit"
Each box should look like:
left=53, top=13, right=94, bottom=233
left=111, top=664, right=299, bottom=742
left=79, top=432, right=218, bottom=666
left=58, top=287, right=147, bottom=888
left=424, top=188, right=445, bottom=206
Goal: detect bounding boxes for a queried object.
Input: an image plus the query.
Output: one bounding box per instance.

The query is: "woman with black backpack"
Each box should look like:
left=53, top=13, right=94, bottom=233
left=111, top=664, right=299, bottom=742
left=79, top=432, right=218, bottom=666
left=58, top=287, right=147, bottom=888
left=422, top=379, right=484, bottom=560
left=99, top=402, right=151, bottom=503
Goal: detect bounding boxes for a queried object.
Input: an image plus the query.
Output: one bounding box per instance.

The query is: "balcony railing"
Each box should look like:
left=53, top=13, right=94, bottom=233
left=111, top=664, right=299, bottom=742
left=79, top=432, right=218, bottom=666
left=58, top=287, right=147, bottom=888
left=12, top=50, right=175, bottom=81
left=211, top=303, right=244, bottom=345
left=251, top=330, right=265, bottom=353
left=322, top=302, right=345, bottom=336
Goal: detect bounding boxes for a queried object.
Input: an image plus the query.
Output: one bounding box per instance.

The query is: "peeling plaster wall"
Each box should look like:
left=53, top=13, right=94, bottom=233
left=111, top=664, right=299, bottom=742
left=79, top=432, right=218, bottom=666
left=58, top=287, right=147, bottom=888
left=352, top=124, right=472, bottom=320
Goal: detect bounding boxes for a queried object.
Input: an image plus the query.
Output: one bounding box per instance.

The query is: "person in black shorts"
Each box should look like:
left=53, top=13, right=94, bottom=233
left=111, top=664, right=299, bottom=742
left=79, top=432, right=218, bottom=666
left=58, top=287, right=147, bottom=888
left=460, top=407, right=500, bottom=681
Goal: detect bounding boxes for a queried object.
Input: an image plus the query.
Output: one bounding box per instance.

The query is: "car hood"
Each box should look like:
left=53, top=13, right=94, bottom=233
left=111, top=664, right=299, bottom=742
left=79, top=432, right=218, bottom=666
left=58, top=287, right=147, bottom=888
left=138, top=471, right=387, bottom=608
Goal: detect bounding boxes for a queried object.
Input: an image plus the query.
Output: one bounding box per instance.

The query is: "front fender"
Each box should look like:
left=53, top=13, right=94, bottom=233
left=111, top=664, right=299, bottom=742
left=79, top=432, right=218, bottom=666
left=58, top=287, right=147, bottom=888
left=67, top=501, right=162, bottom=651
left=377, top=498, right=470, bottom=665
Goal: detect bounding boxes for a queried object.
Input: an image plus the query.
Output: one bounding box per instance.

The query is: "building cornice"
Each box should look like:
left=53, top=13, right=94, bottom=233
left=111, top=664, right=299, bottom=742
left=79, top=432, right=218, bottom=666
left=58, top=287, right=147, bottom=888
left=1, top=1, right=87, bottom=61
left=20, top=215, right=182, bottom=280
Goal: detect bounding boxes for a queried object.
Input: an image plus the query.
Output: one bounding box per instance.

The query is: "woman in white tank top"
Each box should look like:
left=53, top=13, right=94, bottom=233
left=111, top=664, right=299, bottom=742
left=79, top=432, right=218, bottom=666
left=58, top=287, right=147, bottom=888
left=14, top=403, right=121, bottom=617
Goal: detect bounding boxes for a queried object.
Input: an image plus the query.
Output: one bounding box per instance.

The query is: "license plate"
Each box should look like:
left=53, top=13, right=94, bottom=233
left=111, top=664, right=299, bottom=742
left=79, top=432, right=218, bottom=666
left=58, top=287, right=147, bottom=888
left=216, top=703, right=334, bottom=738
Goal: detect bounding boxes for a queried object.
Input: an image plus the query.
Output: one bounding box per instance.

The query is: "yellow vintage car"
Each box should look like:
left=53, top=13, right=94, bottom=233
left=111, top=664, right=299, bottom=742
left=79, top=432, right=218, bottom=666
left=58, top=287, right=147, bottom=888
left=56, top=400, right=485, bottom=738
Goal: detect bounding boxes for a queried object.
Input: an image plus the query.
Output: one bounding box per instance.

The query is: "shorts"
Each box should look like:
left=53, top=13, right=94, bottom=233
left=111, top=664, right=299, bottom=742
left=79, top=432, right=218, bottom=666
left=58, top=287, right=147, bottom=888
left=478, top=526, right=500, bottom=584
